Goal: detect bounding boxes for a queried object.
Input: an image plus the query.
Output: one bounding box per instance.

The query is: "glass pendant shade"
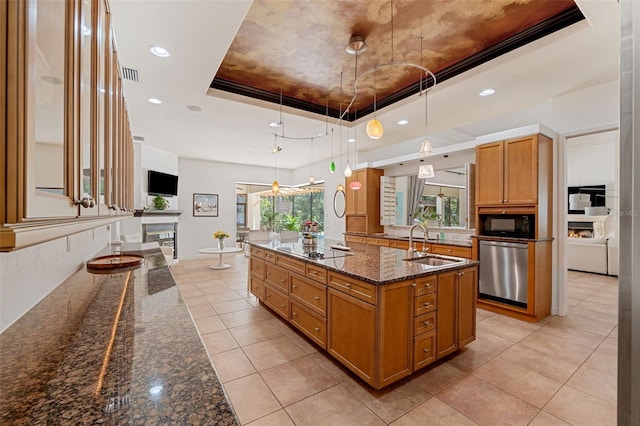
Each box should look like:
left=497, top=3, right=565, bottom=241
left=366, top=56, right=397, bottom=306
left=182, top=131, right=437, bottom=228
left=344, top=162, right=352, bottom=177
left=366, top=119, right=383, bottom=139
left=349, top=181, right=362, bottom=190
left=309, top=175, right=315, bottom=185
left=271, top=180, right=279, bottom=194
left=420, top=138, right=433, bottom=155
left=330, top=161, right=335, bottom=173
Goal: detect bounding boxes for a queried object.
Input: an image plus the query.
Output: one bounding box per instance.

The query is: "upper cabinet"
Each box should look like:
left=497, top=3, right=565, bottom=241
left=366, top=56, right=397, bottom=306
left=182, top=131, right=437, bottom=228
left=345, top=168, right=384, bottom=234
left=476, top=134, right=551, bottom=207
left=2, top=0, right=134, bottom=251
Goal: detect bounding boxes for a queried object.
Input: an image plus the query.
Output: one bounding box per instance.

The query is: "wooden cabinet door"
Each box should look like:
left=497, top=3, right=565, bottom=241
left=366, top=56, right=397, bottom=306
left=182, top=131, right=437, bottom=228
left=436, top=270, right=458, bottom=359
left=475, top=141, right=504, bottom=205
left=345, top=174, right=357, bottom=214
left=457, top=267, right=477, bottom=347
left=354, top=169, right=367, bottom=214
left=327, top=288, right=376, bottom=385
left=378, top=281, right=412, bottom=387
left=504, top=136, right=538, bottom=205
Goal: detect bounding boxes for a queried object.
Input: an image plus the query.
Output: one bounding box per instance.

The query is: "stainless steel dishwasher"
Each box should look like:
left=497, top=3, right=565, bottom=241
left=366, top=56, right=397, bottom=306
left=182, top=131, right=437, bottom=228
left=479, top=240, right=529, bottom=308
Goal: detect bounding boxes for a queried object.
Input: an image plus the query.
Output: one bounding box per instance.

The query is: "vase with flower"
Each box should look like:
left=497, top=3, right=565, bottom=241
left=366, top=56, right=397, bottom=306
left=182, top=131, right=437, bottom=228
left=214, top=230, right=230, bottom=250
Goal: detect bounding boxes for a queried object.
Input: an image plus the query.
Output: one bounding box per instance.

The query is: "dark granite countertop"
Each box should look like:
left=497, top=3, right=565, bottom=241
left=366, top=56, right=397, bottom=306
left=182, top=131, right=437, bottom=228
left=344, top=232, right=473, bottom=248
left=250, top=238, right=478, bottom=285
left=0, top=244, right=238, bottom=425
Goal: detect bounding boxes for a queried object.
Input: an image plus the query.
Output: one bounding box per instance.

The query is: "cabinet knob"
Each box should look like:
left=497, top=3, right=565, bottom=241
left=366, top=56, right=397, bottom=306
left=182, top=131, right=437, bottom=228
left=345, top=283, right=352, bottom=288
left=315, top=296, right=320, bottom=300
left=266, top=271, right=271, bottom=275
left=411, top=282, right=416, bottom=287
left=280, top=279, right=286, bottom=282
left=292, top=284, right=297, bottom=289
left=447, top=249, right=452, bottom=253
left=292, top=312, right=297, bottom=316
left=424, top=321, right=431, bottom=326
left=424, top=302, right=432, bottom=307
left=314, top=327, right=320, bottom=332
left=311, top=270, right=317, bottom=275
left=423, top=348, right=429, bottom=353
left=280, top=304, right=285, bottom=308
left=74, top=196, right=95, bottom=208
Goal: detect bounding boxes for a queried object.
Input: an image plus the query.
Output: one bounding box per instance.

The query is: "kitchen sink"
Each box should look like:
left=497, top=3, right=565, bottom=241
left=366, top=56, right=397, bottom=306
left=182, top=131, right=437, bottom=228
left=404, top=254, right=465, bottom=267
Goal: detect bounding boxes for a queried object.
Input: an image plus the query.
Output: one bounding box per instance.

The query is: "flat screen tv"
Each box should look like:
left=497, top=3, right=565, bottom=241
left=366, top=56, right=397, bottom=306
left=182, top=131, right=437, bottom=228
left=148, top=170, right=178, bottom=196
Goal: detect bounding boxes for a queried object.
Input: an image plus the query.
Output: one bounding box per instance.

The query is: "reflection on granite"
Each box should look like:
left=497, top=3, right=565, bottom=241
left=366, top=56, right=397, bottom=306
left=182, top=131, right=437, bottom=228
left=0, top=249, right=238, bottom=425
left=252, top=239, right=478, bottom=285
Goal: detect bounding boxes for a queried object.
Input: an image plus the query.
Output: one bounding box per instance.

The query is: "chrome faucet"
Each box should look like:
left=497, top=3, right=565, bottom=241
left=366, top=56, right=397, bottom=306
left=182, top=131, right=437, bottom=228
left=408, top=224, right=428, bottom=258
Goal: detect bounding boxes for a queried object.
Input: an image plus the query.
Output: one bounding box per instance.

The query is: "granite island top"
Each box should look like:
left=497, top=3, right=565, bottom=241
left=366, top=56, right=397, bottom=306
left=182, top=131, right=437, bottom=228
left=344, top=232, right=473, bottom=247
left=0, top=244, right=238, bottom=425
left=250, top=238, right=478, bottom=285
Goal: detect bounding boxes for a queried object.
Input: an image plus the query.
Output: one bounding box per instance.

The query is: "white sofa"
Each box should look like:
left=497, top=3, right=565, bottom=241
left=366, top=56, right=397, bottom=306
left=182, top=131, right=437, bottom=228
left=567, top=237, right=608, bottom=275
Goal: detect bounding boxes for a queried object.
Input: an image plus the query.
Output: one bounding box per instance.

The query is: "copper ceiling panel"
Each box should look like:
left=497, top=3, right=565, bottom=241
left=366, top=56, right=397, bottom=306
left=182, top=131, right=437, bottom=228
left=211, top=0, right=581, bottom=119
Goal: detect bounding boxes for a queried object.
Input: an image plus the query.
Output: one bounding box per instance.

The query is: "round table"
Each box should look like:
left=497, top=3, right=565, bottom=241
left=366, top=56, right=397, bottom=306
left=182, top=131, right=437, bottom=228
left=198, top=247, right=243, bottom=269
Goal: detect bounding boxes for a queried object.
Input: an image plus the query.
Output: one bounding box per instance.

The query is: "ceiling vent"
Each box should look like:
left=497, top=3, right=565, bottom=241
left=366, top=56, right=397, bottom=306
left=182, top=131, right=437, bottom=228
left=133, top=136, right=145, bottom=142
left=121, top=67, right=139, bottom=82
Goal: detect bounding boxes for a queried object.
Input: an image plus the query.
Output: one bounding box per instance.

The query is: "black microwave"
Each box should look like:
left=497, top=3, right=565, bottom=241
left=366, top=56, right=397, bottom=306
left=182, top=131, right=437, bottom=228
left=480, top=214, right=535, bottom=239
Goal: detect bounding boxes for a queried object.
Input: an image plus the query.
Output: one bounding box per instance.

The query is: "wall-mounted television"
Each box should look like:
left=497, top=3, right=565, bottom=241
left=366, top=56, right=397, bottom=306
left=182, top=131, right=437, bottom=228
left=148, top=170, right=178, bottom=196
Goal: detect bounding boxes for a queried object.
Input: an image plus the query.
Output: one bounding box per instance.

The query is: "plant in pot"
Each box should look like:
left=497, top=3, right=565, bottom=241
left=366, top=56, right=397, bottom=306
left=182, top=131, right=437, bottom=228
left=152, top=195, right=169, bottom=210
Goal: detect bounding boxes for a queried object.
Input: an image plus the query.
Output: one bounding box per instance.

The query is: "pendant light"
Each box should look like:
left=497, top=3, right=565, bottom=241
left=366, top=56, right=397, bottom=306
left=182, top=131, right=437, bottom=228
left=419, top=36, right=433, bottom=155
left=271, top=135, right=280, bottom=195
left=329, top=128, right=335, bottom=173
left=344, top=108, right=352, bottom=177
left=350, top=111, right=361, bottom=190
left=366, top=70, right=383, bottom=139
left=309, top=137, right=315, bottom=185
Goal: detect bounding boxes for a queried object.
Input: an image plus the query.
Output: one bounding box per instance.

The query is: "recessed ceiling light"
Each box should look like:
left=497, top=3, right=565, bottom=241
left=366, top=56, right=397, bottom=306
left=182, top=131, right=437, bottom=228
left=479, top=88, right=495, bottom=96
left=347, top=138, right=355, bottom=143
left=147, top=97, right=162, bottom=104
left=186, top=105, right=202, bottom=112
left=149, top=46, right=171, bottom=57
left=397, top=119, right=409, bottom=125
left=269, top=122, right=281, bottom=128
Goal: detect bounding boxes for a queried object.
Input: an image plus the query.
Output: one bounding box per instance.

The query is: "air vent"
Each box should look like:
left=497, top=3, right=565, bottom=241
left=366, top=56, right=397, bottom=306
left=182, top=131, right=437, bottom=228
left=121, top=67, right=139, bottom=82
left=133, top=136, right=145, bottom=142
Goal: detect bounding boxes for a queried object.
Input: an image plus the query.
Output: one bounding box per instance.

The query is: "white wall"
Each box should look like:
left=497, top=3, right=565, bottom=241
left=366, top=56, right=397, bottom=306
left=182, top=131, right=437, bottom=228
left=0, top=225, right=111, bottom=332
left=140, top=144, right=180, bottom=210
left=177, top=157, right=293, bottom=259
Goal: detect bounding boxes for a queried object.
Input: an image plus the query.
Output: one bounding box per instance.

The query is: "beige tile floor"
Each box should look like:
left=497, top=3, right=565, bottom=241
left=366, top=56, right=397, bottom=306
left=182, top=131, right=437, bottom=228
left=170, top=255, right=618, bottom=426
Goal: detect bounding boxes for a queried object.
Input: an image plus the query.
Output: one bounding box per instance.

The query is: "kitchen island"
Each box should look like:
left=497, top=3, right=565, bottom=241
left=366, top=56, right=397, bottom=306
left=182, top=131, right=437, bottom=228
left=0, top=244, right=238, bottom=425
left=247, top=238, right=479, bottom=389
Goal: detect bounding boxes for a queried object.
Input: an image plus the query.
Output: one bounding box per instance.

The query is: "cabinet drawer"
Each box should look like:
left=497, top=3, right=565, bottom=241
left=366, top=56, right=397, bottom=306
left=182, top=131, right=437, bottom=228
left=328, top=272, right=377, bottom=305
left=264, top=285, right=289, bottom=319
left=276, top=254, right=306, bottom=275
left=414, top=276, right=437, bottom=296
left=290, top=273, right=327, bottom=317
left=367, top=237, right=389, bottom=247
left=249, top=276, right=265, bottom=300
left=264, top=250, right=276, bottom=263
left=250, top=246, right=265, bottom=259
left=388, top=239, right=409, bottom=249
left=345, top=235, right=367, bottom=244
left=306, top=263, right=327, bottom=285
left=250, top=258, right=265, bottom=279
left=265, top=263, right=289, bottom=293
left=414, top=293, right=437, bottom=316
left=414, top=312, right=436, bottom=336
left=413, top=331, right=436, bottom=370
left=290, top=301, right=327, bottom=349
left=431, top=244, right=472, bottom=259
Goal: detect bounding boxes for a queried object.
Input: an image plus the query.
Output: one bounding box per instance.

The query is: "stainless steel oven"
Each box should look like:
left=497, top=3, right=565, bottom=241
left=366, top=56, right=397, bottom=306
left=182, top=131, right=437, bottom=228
left=478, top=240, right=528, bottom=308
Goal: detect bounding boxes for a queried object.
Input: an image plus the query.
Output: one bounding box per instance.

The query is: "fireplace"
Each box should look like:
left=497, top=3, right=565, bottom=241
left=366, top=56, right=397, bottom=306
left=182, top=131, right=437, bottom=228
left=568, top=221, right=594, bottom=238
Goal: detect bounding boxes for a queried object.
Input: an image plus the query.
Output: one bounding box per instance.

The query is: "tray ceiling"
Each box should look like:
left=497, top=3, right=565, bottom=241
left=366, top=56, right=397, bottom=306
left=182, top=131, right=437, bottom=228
left=211, top=0, right=582, bottom=119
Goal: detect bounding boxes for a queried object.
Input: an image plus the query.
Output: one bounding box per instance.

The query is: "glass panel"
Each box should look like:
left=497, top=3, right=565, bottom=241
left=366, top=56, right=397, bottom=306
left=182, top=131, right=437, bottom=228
left=98, top=1, right=107, bottom=205
left=33, top=0, right=66, bottom=194
left=79, top=0, right=92, bottom=199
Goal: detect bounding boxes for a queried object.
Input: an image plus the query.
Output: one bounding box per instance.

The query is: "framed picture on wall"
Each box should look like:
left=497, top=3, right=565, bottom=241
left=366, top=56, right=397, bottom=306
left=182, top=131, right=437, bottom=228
left=193, top=193, right=218, bottom=217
